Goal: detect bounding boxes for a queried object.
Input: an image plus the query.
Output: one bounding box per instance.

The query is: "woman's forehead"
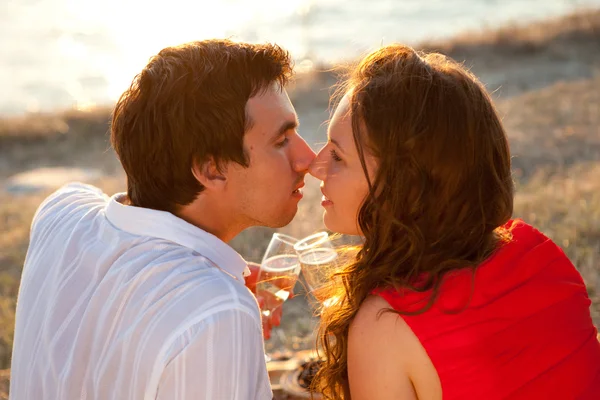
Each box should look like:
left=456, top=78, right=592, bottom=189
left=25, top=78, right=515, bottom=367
left=328, top=94, right=352, bottom=139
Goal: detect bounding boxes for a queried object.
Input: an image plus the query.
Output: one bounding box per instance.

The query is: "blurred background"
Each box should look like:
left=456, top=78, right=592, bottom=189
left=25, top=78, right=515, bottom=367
left=2, top=0, right=600, bottom=115
left=1, top=0, right=600, bottom=397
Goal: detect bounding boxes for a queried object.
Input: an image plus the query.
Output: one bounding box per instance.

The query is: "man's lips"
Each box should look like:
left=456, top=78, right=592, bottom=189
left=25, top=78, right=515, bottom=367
left=292, top=181, right=305, bottom=197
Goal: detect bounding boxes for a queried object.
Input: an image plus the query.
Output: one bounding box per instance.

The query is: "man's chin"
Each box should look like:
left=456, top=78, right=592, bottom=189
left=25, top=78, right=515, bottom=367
left=273, top=214, right=297, bottom=229
left=264, top=206, right=298, bottom=229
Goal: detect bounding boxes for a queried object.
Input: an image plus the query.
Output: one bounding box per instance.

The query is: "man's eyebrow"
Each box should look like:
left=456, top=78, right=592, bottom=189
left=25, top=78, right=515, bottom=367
left=274, top=118, right=299, bottom=139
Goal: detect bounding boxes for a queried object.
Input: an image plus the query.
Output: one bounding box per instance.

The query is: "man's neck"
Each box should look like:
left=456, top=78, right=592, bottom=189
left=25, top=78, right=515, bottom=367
left=174, top=196, right=244, bottom=243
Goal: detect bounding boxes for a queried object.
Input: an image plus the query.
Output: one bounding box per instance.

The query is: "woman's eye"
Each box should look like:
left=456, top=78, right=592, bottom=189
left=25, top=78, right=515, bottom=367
left=330, top=149, right=342, bottom=162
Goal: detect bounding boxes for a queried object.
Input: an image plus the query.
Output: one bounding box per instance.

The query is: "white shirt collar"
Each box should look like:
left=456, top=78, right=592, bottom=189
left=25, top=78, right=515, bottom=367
left=105, top=193, right=249, bottom=282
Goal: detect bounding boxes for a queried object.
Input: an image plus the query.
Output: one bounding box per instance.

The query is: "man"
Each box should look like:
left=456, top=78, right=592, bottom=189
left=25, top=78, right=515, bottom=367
left=10, top=39, right=315, bottom=399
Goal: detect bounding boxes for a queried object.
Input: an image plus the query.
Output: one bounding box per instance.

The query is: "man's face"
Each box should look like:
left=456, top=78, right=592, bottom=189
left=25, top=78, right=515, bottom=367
left=225, top=83, right=316, bottom=229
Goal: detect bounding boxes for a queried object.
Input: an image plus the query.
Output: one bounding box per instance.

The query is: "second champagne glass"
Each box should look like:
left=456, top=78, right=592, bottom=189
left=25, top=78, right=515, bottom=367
left=294, top=232, right=340, bottom=309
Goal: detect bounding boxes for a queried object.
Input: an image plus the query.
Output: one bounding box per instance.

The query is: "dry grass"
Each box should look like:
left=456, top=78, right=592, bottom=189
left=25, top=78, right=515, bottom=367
left=424, top=7, right=600, bottom=52
left=514, top=164, right=600, bottom=322
left=0, top=108, right=117, bottom=181
left=0, top=370, right=8, bottom=400
left=1, top=8, right=600, bottom=397
left=501, top=76, right=600, bottom=179
left=0, top=193, right=41, bottom=367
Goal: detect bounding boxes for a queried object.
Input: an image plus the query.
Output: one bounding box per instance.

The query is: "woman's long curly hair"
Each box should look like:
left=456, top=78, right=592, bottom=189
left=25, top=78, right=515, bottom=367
left=312, top=44, right=515, bottom=399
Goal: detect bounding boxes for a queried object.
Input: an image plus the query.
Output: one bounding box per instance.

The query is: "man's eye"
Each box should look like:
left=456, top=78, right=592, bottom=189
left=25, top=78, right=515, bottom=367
left=276, top=137, right=289, bottom=148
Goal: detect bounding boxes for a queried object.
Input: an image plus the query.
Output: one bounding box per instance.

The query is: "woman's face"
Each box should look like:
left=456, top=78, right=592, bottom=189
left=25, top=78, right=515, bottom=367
left=309, top=93, right=377, bottom=235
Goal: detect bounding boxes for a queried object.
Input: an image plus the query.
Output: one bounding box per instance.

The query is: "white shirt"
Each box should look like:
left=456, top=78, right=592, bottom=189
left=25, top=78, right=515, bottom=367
left=10, top=183, right=272, bottom=400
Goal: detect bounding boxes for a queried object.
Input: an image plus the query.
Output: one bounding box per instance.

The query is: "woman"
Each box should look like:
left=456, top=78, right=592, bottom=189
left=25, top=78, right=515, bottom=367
left=308, top=44, right=600, bottom=399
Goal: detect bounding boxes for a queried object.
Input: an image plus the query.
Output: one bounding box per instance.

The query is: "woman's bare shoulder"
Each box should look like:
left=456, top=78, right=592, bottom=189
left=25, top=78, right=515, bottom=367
left=348, top=295, right=442, bottom=400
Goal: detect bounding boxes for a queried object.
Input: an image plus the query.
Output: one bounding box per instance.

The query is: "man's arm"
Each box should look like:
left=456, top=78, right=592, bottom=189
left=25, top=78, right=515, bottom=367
left=156, top=308, right=272, bottom=400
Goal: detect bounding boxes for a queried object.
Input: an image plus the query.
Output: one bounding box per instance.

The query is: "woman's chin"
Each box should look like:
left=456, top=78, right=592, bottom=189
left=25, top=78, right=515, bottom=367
left=323, top=212, right=359, bottom=236
left=323, top=211, right=337, bottom=233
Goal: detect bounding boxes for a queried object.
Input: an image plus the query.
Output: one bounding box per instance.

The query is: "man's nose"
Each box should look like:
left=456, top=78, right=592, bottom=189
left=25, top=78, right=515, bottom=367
left=292, top=136, right=317, bottom=172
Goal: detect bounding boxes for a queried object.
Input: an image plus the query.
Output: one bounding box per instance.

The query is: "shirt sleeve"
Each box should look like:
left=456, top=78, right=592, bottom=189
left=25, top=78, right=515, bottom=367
left=155, top=308, right=273, bottom=400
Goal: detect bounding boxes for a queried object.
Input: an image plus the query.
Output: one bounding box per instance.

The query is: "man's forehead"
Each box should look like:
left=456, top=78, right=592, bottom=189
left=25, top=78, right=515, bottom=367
left=247, top=84, right=292, bottom=110
left=246, top=85, right=297, bottom=133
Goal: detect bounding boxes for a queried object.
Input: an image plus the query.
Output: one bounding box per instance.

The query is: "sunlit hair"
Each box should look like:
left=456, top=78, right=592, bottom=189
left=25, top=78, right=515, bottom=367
left=313, top=44, right=514, bottom=399
left=111, top=39, right=292, bottom=213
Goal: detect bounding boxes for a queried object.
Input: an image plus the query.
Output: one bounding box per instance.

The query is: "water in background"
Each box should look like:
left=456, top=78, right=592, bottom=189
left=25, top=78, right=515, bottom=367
left=1, top=0, right=599, bottom=116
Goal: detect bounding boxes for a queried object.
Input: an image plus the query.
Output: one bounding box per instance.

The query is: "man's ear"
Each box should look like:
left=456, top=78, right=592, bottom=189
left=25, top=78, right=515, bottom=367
left=191, top=157, right=227, bottom=191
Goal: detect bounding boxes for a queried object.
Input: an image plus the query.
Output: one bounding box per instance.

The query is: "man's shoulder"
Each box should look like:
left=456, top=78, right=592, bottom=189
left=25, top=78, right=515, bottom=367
left=45, top=181, right=106, bottom=202
left=32, top=182, right=108, bottom=228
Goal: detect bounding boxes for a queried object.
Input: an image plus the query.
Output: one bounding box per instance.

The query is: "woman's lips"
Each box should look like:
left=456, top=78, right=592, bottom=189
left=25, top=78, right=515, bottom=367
left=321, top=194, right=333, bottom=207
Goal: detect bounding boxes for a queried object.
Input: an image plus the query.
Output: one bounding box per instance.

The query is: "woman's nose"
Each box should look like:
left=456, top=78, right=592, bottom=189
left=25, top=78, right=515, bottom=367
left=308, top=153, right=327, bottom=181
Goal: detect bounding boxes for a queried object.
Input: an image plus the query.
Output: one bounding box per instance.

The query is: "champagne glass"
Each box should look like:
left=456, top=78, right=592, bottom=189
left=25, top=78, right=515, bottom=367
left=294, top=232, right=340, bottom=309
left=256, top=233, right=300, bottom=362
left=257, top=233, right=301, bottom=317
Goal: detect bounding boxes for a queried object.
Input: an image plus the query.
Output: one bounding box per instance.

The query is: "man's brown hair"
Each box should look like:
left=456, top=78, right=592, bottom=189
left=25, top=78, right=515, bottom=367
left=111, top=39, right=293, bottom=213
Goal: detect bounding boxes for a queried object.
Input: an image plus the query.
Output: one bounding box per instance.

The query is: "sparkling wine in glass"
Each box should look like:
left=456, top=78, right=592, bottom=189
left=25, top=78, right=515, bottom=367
left=294, top=232, right=340, bottom=308
left=256, top=233, right=301, bottom=318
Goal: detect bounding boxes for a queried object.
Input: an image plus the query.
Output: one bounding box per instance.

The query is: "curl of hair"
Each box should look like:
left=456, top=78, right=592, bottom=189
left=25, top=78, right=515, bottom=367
left=313, top=44, right=514, bottom=399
